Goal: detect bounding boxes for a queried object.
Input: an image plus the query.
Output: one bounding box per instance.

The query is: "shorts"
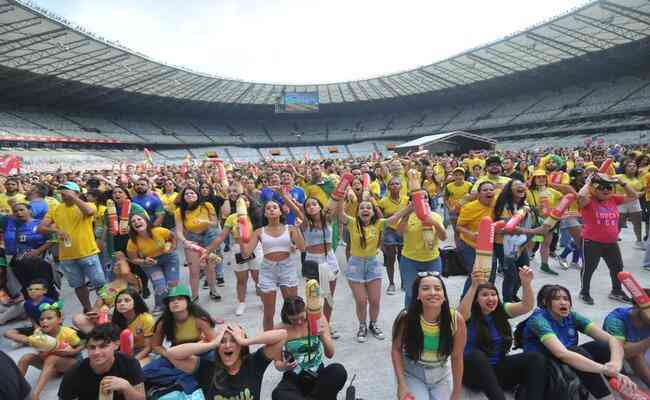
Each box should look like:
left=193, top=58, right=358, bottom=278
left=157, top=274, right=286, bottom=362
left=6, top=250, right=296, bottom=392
left=59, top=254, right=106, bottom=289
left=258, top=257, right=298, bottom=293
left=345, top=256, right=382, bottom=283
left=559, top=217, right=581, bottom=230
left=145, top=252, right=181, bottom=295
left=618, top=201, right=642, bottom=214
left=185, top=228, right=221, bottom=250
left=305, top=250, right=340, bottom=279
left=382, top=227, right=403, bottom=246
left=231, top=243, right=261, bottom=272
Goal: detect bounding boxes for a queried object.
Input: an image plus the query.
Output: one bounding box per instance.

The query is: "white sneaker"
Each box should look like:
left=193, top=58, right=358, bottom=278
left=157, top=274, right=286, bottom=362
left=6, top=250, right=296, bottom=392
left=235, top=302, right=246, bottom=316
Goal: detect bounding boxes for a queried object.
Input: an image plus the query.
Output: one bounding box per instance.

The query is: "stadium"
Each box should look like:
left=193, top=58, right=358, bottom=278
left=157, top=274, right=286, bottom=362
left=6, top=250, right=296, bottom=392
left=1, top=1, right=650, bottom=400
left=0, top=0, right=648, bottom=170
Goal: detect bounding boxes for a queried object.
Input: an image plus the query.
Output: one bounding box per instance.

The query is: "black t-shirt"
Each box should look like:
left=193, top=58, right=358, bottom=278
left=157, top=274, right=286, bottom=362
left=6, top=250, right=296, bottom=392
left=196, top=347, right=271, bottom=400
left=58, top=352, right=143, bottom=400
left=0, top=350, right=31, bottom=400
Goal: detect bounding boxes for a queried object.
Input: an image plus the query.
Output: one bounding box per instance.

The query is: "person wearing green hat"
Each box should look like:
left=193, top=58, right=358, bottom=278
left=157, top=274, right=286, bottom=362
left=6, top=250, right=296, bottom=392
left=38, top=181, right=105, bottom=312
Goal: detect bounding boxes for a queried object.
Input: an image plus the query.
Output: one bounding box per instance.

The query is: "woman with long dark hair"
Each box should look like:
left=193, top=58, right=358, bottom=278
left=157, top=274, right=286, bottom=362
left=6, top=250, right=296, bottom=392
left=391, top=273, right=466, bottom=400
left=378, top=177, right=408, bottom=295
left=111, top=287, right=154, bottom=365
left=164, top=323, right=286, bottom=400
left=459, top=268, right=545, bottom=400
left=199, top=181, right=227, bottom=286
left=175, top=186, right=221, bottom=301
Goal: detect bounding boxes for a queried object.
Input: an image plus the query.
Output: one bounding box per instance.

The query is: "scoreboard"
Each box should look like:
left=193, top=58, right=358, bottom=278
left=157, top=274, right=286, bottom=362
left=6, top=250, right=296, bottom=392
left=275, top=92, right=319, bottom=113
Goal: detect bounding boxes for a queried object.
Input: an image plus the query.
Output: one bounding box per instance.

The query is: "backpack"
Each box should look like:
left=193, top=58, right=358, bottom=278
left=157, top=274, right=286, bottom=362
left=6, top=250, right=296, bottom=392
left=441, top=247, right=465, bottom=277
left=545, top=358, right=589, bottom=400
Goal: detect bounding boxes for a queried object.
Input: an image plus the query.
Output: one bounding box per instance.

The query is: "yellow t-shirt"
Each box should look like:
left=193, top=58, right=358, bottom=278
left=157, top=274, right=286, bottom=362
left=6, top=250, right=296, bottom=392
left=445, top=181, right=472, bottom=211
left=378, top=195, right=409, bottom=230
left=128, top=312, right=155, bottom=350
left=419, top=309, right=458, bottom=365
left=224, top=213, right=252, bottom=241
left=55, top=326, right=81, bottom=348
left=45, top=203, right=99, bottom=261
left=616, top=174, right=643, bottom=196
left=423, top=179, right=440, bottom=198
left=94, top=204, right=107, bottom=229
left=384, top=173, right=409, bottom=197
left=643, top=173, right=650, bottom=201
left=527, top=187, right=562, bottom=212
left=159, top=192, right=178, bottom=213
left=126, top=227, right=172, bottom=258
left=346, top=216, right=386, bottom=258
left=44, top=196, right=60, bottom=211
left=402, top=213, right=443, bottom=262
left=457, top=199, right=494, bottom=248
left=0, top=192, right=26, bottom=214
left=175, top=203, right=216, bottom=234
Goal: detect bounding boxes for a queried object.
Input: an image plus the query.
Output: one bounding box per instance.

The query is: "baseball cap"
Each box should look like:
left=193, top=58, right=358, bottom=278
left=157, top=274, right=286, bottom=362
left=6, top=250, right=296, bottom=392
left=59, top=181, right=81, bottom=193
left=532, top=169, right=547, bottom=177
left=486, top=155, right=502, bottom=166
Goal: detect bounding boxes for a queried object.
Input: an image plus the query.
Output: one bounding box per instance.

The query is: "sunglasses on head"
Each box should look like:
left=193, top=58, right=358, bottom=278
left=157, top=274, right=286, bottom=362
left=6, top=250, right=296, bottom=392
left=417, top=271, right=441, bottom=278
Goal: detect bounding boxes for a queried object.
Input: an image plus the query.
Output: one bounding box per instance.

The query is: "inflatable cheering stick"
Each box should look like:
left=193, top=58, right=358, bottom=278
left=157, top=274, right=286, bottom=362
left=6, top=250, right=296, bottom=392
left=306, top=279, right=323, bottom=336
left=542, top=193, right=576, bottom=229
left=599, top=158, right=614, bottom=175
left=106, top=199, right=118, bottom=236
left=236, top=197, right=251, bottom=243
left=361, top=173, right=371, bottom=201
left=214, top=160, right=229, bottom=187
left=504, top=206, right=529, bottom=233
left=609, top=377, right=650, bottom=400
left=474, top=216, right=496, bottom=282
left=27, top=329, right=58, bottom=352
left=618, top=271, right=650, bottom=319
left=118, top=200, right=131, bottom=235
left=97, top=305, right=110, bottom=325
left=331, top=172, right=353, bottom=201
left=120, top=328, right=133, bottom=356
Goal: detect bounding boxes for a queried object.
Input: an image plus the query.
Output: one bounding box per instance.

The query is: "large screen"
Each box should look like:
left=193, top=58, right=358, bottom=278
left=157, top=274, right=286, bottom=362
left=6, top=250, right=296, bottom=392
left=275, top=92, right=319, bottom=113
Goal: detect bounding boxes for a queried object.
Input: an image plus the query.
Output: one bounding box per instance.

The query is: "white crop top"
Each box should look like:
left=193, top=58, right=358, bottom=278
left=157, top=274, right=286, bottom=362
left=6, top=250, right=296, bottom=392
left=261, top=226, right=292, bottom=254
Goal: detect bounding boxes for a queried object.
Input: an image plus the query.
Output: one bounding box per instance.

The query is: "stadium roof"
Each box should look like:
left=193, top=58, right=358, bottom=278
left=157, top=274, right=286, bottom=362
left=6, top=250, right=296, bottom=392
left=396, top=131, right=496, bottom=154
left=0, top=0, right=649, bottom=107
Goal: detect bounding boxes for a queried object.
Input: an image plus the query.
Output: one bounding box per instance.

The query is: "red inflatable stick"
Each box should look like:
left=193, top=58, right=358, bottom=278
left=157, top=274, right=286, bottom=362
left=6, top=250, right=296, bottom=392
left=118, top=199, right=131, bottom=235
left=609, top=377, right=650, bottom=400
left=543, top=193, right=576, bottom=229
left=618, top=271, right=650, bottom=318
left=549, top=171, right=563, bottom=185
left=185, top=241, right=207, bottom=254
left=214, top=160, right=228, bottom=186
left=412, top=190, right=430, bottom=222
left=236, top=197, right=251, bottom=243
left=331, top=172, right=353, bottom=201
left=504, top=207, right=528, bottom=233
left=106, top=199, right=118, bottom=236
left=599, top=158, right=614, bottom=175
left=97, top=306, right=110, bottom=325
left=119, top=329, right=133, bottom=356
left=474, top=216, right=496, bottom=281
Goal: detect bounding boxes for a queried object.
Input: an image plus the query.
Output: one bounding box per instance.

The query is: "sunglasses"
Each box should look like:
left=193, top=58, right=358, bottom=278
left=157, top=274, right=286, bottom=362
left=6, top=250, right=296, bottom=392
left=417, top=271, right=441, bottom=278
left=595, top=184, right=613, bottom=191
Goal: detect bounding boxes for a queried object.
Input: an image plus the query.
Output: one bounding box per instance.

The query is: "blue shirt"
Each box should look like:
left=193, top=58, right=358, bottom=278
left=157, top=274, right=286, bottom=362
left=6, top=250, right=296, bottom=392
left=24, top=296, right=53, bottom=322
left=522, top=308, right=593, bottom=354
left=464, top=303, right=513, bottom=365
left=260, top=186, right=305, bottom=225
left=29, top=199, right=49, bottom=220
left=132, top=194, right=164, bottom=223
left=603, top=307, right=650, bottom=343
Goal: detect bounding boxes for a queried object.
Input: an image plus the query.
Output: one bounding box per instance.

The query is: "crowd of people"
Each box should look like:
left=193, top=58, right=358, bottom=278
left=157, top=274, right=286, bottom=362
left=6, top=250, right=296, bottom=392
left=0, top=143, right=648, bottom=400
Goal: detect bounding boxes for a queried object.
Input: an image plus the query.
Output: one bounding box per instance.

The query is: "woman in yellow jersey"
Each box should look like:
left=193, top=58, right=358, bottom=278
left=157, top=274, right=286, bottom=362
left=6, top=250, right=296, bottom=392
left=397, top=193, right=446, bottom=308
left=526, top=170, right=563, bottom=275
left=557, top=168, right=584, bottom=270
left=616, top=159, right=645, bottom=248
left=637, top=154, right=650, bottom=239
left=151, top=285, right=216, bottom=358
left=126, top=214, right=179, bottom=313
left=391, top=273, right=466, bottom=400
left=175, top=186, right=221, bottom=301
left=343, top=176, right=379, bottom=260
left=203, top=190, right=262, bottom=317
left=241, top=199, right=305, bottom=331
left=378, top=177, right=409, bottom=295
left=337, top=199, right=411, bottom=343
left=111, top=288, right=155, bottom=365
left=422, top=164, right=442, bottom=210
left=158, top=179, right=178, bottom=229
left=444, top=167, right=473, bottom=247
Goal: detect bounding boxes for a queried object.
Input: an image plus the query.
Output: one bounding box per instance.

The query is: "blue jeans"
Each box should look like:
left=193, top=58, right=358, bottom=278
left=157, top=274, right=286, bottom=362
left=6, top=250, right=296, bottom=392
left=459, top=241, right=501, bottom=297
left=145, top=252, right=180, bottom=306
left=59, top=254, right=106, bottom=289
left=502, top=251, right=529, bottom=302
left=400, top=256, right=442, bottom=308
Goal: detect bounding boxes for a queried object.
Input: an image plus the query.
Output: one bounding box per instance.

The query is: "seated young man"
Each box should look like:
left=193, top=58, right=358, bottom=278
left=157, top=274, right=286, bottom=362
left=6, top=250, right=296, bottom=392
left=58, top=323, right=145, bottom=400
left=603, top=290, right=650, bottom=387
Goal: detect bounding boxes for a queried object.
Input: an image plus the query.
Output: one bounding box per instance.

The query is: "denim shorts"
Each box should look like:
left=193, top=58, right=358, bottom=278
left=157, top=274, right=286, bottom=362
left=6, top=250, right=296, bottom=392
left=559, top=217, right=581, bottom=230
left=305, top=249, right=340, bottom=279
left=185, top=228, right=220, bottom=250
left=258, top=257, right=298, bottom=293
left=59, top=254, right=106, bottom=289
left=145, top=252, right=180, bottom=295
left=345, top=256, right=382, bottom=283
left=403, top=357, right=452, bottom=399
left=382, top=227, right=403, bottom=246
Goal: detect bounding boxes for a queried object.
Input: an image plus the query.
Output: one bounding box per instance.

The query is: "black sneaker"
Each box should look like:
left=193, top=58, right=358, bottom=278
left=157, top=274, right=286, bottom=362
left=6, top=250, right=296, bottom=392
left=609, top=291, right=632, bottom=304
left=210, top=289, right=222, bottom=301
left=580, top=292, right=594, bottom=305
left=203, top=279, right=209, bottom=289
left=368, top=322, right=385, bottom=340
left=217, top=277, right=225, bottom=287
left=356, top=323, right=367, bottom=343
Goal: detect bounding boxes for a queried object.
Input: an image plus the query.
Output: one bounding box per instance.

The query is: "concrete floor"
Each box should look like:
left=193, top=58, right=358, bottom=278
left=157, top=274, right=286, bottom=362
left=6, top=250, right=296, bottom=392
left=2, top=227, right=648, bottom=399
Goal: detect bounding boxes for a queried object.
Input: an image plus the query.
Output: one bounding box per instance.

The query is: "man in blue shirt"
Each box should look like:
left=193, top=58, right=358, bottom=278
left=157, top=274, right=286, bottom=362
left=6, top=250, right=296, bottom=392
left=260, top=170, right=305, bottom=225
left=132, top=178, right=164, bottom=227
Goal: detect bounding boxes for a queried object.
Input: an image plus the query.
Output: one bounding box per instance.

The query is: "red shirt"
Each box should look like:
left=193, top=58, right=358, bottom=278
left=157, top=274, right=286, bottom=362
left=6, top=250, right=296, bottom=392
left=580, top=195, right=625, bottom=243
